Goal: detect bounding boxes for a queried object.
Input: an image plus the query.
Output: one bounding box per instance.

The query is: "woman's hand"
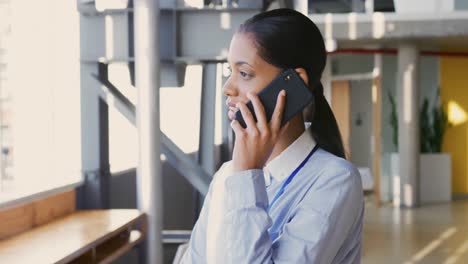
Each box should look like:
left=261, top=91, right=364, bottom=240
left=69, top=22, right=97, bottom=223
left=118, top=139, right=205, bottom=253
left=230, top=90, right=289, bottom=172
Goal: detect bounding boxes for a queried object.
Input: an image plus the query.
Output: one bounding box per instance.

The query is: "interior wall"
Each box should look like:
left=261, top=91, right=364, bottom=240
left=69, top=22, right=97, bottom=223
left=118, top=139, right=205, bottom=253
left=350, top=80, right=373, bottom=168
left=332, top=54, right=374, bottom=165
left=455, top=0, right=468, bottom=10
left=331, top=81, right=351, bottom=158
left=333, top=53, right=439, bottom=202
left=440, top=56, right=468, bottom=194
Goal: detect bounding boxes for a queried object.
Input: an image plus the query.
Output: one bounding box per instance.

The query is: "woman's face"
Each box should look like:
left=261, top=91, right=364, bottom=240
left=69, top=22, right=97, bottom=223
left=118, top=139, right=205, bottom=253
left=224, top=32, right=282, bottom=121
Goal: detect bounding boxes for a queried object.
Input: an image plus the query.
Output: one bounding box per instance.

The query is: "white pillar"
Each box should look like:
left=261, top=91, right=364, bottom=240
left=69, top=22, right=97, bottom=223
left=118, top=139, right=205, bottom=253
left=396, top=43, right=420, bottom=208
left=365, top=0, right=374, bottom=13
left=134, top=0, right=163, bottom=263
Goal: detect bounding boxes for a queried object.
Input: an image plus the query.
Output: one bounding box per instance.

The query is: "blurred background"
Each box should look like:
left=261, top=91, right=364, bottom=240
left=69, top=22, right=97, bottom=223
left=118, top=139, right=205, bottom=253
left=1, top=0, right=468, bottom=263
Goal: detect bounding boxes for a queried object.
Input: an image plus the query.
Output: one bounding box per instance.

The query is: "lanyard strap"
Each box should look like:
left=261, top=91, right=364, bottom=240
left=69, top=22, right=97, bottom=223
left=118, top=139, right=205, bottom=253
left=267, top=144, right=319, bottom=211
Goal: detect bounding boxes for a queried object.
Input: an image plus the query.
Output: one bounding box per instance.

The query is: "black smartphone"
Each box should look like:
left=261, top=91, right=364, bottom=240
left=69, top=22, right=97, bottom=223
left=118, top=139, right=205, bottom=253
left=234, top=68, right=314, bottom=128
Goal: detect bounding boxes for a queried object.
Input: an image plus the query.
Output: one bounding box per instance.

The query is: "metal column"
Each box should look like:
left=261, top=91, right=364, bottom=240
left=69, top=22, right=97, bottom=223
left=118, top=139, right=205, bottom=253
left=195, top=62, right=217, bottom=216
left=199, top=63, right=217, bottom=177
left=134, top=0, right=163, bottom=263
left=396, top=43, right=420, bottom=208
left=98, top=98, right=111, bottom=209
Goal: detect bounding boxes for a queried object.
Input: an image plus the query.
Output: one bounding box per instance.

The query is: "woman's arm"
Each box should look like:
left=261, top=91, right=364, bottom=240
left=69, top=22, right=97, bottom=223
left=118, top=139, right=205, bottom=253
left=181, top=161, right=234, bottom=264
left=180, top=185, right=212, bottom=264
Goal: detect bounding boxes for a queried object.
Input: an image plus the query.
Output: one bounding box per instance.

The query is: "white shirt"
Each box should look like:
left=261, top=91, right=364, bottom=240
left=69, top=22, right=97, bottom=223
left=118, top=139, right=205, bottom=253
left=183, top=125, right=364, bottom=264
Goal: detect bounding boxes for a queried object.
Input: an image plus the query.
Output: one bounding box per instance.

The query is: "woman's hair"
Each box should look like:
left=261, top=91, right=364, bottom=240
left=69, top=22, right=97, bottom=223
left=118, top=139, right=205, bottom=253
left=237, top=8, right=346, bottom=159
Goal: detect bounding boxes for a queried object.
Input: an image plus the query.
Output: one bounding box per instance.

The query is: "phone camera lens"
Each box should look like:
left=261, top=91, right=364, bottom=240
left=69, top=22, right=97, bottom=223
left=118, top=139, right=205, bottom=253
left=285, top=75, right=291, bottom=80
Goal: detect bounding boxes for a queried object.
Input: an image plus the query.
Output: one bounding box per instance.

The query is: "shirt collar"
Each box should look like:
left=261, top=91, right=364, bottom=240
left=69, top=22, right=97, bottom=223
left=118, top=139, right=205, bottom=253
left=264, top=124, right=317, bottom=184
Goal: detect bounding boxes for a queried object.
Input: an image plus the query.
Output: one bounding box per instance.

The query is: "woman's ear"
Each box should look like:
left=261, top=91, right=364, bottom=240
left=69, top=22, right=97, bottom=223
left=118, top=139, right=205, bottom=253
left=294, top=68, right=309, bottom=86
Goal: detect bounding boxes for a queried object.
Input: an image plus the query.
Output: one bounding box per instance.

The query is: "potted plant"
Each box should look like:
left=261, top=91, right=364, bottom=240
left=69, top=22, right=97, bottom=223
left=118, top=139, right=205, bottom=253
left=387, top=91, right=451, bottom=205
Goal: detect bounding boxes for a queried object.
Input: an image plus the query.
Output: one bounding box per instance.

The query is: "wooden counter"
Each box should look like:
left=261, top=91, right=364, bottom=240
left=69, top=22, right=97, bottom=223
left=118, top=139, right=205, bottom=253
left=0, top=209, right=146, bottom=264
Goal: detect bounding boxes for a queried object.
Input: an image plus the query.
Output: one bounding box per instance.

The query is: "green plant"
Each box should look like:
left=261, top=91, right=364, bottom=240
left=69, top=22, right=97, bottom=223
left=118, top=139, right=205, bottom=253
left=429, top=99, right=448, bottom=152
left=388, top=92, right=448, bottom=153
left=420, top=98, right=432, bottom=152
left=388, top=91, right=398, bottom=149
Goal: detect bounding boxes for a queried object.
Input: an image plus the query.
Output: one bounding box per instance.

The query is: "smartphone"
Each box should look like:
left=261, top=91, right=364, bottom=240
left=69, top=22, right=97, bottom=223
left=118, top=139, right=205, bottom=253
left=234, top=68, right=314, bottom=128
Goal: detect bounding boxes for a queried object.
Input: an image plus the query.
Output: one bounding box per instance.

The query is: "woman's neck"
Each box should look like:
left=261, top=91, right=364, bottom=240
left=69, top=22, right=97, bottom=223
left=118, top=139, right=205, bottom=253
left=266, top=115, right=305, bottom=164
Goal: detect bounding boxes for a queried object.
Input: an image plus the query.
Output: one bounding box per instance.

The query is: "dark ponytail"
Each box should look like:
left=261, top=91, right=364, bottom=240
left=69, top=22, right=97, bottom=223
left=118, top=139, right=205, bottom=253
left=305, top=82, right=345, bottom=158
left=239, top=8, right=346, bottom=159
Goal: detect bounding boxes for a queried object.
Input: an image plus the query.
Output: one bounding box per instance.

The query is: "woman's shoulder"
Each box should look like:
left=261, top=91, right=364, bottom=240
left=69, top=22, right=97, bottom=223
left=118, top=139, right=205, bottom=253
left=314, top=148, right=359, bottom=174
left=305, top=148, right=362, bottom=191
left=209, top=161, right=233, bottom=185
left=299, top=148, right=363, bottom=219
left=217, top=160, right=233, bottom=174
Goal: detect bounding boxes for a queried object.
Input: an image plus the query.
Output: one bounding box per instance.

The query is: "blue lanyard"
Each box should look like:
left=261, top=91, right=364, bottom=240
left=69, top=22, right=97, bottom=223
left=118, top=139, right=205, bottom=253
left=267, top=144, right=319, bottom=211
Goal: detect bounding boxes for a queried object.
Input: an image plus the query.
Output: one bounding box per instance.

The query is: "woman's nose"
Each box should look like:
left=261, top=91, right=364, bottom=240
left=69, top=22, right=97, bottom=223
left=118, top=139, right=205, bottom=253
left=223, top=78, right=237, bottom=97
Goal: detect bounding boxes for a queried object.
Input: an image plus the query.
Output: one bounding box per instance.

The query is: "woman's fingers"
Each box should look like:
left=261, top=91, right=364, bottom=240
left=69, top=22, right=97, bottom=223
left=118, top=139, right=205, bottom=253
left=271, top=90, right=287, bottom=132
left=237, top=102, right=256, bottom=129
left=279, top=120, right=290, bottom=137
left=247, top=92, right=268, bottom=128
left=230, top=119, right=244, bottom=135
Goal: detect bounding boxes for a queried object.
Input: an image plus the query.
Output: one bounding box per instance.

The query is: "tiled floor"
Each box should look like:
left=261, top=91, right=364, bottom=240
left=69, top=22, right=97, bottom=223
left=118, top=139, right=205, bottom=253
left=362, top=200, right=468, bottom=264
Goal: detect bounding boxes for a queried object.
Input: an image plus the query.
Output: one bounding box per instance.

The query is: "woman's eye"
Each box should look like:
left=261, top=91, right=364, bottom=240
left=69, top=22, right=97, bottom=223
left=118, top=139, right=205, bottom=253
left=240, top=71, right=250, bottom=78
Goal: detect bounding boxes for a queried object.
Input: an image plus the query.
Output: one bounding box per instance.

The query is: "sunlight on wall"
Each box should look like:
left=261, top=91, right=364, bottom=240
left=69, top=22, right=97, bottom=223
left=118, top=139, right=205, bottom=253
left=448, top=101, right=467, bottom=126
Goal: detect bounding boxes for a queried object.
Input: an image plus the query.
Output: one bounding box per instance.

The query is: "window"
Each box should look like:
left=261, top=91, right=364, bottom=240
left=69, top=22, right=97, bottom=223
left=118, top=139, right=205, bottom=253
left=0, top=0, right=81, bottom=206
left=0, top=0, right=13, bottom=194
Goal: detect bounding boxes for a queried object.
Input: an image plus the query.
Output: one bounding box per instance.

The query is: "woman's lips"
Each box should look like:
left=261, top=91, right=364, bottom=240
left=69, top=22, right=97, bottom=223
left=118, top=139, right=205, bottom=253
left=228, top=107, right=237, bottom=120
left=227, top=101, right=238, bottom=121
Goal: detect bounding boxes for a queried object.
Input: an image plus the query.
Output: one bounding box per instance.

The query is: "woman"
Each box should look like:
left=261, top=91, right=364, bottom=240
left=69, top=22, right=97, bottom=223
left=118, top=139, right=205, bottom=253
left=182, top=8, right=364, bottom=264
